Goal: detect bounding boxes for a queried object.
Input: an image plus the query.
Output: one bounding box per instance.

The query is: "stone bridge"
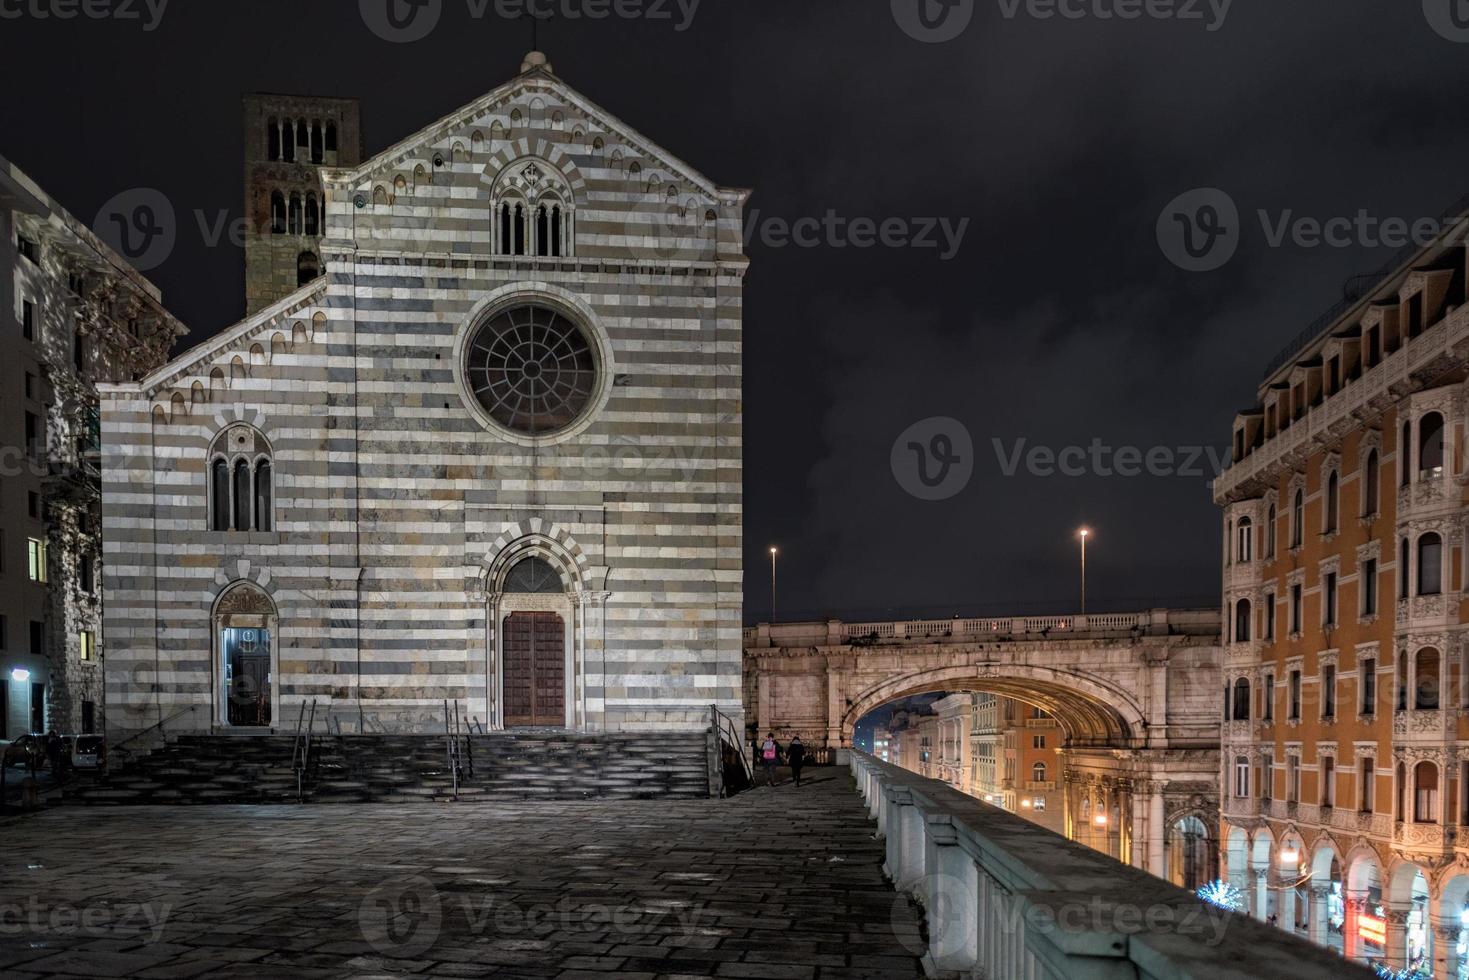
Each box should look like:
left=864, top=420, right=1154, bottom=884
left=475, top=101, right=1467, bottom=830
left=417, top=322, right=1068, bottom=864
left=743, top=608, right=1225, bottom=879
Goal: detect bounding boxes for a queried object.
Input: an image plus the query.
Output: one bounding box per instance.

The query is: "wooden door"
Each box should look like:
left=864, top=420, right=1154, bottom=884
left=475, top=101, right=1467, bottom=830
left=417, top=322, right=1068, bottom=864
left=502, top=611, right=565, bottom=727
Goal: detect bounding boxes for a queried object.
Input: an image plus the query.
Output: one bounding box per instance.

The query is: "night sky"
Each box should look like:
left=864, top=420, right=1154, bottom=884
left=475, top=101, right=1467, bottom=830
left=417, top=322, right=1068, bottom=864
left=5, top=1, right=1467, bottom=623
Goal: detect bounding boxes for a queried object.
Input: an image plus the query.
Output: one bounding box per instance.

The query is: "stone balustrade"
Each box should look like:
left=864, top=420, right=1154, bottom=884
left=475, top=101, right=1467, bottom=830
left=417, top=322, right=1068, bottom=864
left=743, top=608, right=1220, bottom=648
left=848, top=751, right=1371, bottom=979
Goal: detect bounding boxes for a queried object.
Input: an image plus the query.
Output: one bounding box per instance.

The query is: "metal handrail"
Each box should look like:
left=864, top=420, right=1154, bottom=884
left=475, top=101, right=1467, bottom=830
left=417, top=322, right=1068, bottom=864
left=710, top=704, right=753, bottom=793
left=108, top=703, right=202, bottom=766
left=291, top=699, right=316, bottom=802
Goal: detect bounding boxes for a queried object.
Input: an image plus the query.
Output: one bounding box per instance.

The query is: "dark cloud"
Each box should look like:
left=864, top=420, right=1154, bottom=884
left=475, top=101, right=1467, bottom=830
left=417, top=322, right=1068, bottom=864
left=4, top=1, right=1467, bottom=622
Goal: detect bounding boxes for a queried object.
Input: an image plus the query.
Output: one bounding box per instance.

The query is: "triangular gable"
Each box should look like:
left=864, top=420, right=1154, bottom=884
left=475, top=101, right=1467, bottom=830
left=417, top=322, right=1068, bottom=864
left=324, top=63, right=745, bottom=204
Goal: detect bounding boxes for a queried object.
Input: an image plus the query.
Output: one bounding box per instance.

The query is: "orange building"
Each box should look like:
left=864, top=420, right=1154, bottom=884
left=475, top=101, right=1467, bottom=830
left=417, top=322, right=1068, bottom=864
left=1215, top=217, right=1469, bottom=976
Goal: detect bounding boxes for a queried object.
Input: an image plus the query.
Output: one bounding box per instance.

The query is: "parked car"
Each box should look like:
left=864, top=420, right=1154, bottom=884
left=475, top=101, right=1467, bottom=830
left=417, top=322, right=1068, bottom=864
left=65, top=735, right=106, bottom=770
left=0, top=734, right=47, bottom=770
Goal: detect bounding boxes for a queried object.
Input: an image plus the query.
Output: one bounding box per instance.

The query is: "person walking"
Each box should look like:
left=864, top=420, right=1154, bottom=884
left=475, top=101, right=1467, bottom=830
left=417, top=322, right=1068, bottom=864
left=758, top=732, right=782, bottom=787
left=787, top=735, right=806, bottom=787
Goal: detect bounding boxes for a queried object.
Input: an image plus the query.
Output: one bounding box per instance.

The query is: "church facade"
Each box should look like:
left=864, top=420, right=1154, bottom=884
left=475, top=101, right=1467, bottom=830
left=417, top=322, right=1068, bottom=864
left=98, top=53, right=747, bottom=738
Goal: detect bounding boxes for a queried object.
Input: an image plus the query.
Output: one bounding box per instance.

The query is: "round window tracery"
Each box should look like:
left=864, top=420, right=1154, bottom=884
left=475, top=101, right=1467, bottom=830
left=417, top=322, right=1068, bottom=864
left=463, top=303, right=597, bottom=436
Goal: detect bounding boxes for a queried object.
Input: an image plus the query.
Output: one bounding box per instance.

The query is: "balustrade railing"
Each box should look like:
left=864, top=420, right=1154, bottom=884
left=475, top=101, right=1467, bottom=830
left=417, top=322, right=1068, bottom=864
left=849, top=751, right=1370, bottom=979
left=745, top=608, right=1219, bottom=648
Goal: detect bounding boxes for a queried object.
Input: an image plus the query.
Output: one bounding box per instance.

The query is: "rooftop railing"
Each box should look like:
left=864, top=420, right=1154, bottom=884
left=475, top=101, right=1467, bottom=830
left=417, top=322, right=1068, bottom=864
left=743, top=608, right=1221, bottom=648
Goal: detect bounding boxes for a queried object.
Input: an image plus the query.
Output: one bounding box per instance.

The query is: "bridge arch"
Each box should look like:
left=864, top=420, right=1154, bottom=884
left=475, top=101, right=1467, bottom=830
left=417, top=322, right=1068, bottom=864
left=840, top=663, right=1150, bottom=749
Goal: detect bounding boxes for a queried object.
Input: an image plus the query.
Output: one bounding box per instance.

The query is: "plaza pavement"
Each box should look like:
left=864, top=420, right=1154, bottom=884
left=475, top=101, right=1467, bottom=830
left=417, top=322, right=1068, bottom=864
left=0, top=767, right=925, bottom=979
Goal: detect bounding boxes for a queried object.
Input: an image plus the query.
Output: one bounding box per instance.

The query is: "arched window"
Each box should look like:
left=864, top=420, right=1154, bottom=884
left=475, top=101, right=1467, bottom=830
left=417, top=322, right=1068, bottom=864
left=208, top=425, right=274, bottom=533
left=270, top=191, right=286, bottom=235
left=267, top=118, right=280, bottom=161
left=551, top=205, right=563, bottom=257
left=1400, top=537, right=1411, bottom=599
left=1265, top=503, right=1276, bottom=558
left=1234, top=598, right=1251, bottom=643
left=1401, top=419, right=1412, bottom=486
left=1236, top=516, right=1252, bottom=562
left=1031, top=761, right=1047, bottom=784
left=232, top=459, right=252, bottom=531
left=504, top=556, right=561, bottom=593
left=1232, top=677, right=1251, bottom=720
left=254, top=461, right=273, bottom=532
left=297, top=251, right=320, bottom=287
left=296, top=119, right=308, bottom=152
left=1418, top=532, right=1443, bottom=596
left=536, top=204, right=550, bottom=256
left=1416, top=648, right=1440, bottom=710
left=1291, top=489, right=1304, bottom=548
left=210, top=458, right=230, bottom=531
left=1419, top=412, right=1445, bottom=477
left=282, top=124, right=295, bottom=163
left=304, top=194, right=319, bottom=236
left=1363, top=449, right=1380, bottom=516
left=325, top=122, right=338, bottom=153
left=1398, top=652, right=1409, bottom=711
left=499, top=204, right=512, bottom=255
left=310, top=121, right=324, bottom=164
left=1324, top=471, right=1339, bottom=533
left=288, top=194, right=303, bottom=235
left=513, top=204, right=526, bottom=255
left=1414, top=761, right=1439, bottom=823
left=1396, top=762, right=1407, bottom=822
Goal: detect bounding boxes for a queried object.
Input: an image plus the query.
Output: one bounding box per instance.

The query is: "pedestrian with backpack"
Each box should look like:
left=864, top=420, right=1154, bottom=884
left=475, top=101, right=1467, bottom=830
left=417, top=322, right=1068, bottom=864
left=759, top=732, right=782, bottom=786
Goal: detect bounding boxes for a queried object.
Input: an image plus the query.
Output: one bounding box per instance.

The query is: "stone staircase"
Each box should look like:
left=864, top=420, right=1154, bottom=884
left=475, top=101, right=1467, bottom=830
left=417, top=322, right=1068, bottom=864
left=59, top=731, right=714, bottom=806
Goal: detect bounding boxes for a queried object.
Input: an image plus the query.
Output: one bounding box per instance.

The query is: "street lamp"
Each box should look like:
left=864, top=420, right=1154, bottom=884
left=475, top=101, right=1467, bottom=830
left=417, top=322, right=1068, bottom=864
left=1077, top=528, right=1091, bottom=615
left=769, top=546, right=778, bottom=622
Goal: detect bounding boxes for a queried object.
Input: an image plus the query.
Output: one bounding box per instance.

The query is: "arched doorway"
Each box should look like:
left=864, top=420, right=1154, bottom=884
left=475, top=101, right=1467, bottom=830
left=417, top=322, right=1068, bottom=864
left=1167, top=815, right=1211, bottom=892
left=213, top=582, right=278, bottom=728
left=493, top=555, right=574, bottom=729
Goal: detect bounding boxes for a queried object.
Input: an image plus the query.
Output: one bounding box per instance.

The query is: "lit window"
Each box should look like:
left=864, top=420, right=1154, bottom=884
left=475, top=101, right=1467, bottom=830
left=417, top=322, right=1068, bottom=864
left=79, top=630, right=94, bottom=662
left=27, top=538, right=47, bottom=582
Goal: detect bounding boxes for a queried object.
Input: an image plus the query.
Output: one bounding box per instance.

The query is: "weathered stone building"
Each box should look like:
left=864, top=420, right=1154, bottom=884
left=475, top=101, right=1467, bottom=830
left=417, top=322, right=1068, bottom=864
left=99, top=52, right=747, bottom=739
left=0, top=155, right=183, bottom=737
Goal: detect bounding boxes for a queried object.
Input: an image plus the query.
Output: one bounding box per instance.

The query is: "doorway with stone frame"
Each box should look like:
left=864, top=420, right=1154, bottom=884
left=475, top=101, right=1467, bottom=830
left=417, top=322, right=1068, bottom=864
left=212, top=581, right=278, bottom=729
left=491, top=556, right=577, bottom=729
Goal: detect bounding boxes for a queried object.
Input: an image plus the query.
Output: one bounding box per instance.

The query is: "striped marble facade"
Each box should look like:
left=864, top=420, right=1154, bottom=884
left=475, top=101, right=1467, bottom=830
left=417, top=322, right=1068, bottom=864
left=98, top=55, right=747, bottom=738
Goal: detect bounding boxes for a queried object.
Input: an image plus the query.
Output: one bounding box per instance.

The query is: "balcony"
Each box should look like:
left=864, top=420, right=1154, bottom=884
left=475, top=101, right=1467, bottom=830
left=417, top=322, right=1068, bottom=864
left=1224, top=561, right=1262, bottom=593
left=1393, top=707, right=1456, bottom=740
left=1397, top=468, right=1458, bottom=522
left=1026, top=781, right=1057, bottom=792
left=1222, top=797, right=1261, bottom=819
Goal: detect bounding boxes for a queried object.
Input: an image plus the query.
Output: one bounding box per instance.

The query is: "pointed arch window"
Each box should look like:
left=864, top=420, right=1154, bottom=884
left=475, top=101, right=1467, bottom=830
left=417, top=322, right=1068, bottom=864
left=288, top=193, right=303, bottom=235
left=536, top=205, right=550, bottom=256
left=1290, top=488, right=1304, bottom=549
left=304, top=194, right=320, bottom=236
left=267, top=118, right=280, bottom=161
left=1324, top=470, right=1339, bottom=533
left=1363, top=449, right=1380, bottom=516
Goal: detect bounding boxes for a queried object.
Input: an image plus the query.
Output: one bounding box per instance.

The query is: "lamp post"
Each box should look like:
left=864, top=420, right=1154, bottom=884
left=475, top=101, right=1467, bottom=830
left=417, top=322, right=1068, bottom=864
left=1078, top=528, right=1091, bottom=615
left=769, top=546, right=778, bottom=622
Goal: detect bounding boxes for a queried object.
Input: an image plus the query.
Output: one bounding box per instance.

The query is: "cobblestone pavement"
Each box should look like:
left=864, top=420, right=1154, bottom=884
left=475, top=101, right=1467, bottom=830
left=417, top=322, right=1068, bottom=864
left=0, top=768, right=925, bottom=979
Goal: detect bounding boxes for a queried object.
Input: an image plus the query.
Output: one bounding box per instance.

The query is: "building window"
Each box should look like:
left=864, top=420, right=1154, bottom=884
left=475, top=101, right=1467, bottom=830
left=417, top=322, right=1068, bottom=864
left=1289, top=669, right=1301, bottom=720
left=1031, top=761, right=1047, bottom=783
left=79, top=630, right=94, bottom=662
left=21, top=299, right=35, bottom=341
left=1234, top=598, right=1251, bottom=642
left=1322, top=756, right=1335, bottom=807
left=17, top=233, right=39, bottom=263
left=1263, top=591, right=1275, bottom=640
left=1362, top=658, right=1376, bottom=715
left=1262, top=673, right=1274, bottom=721
left=270, top=191, right=286, bottom=234
left=208, top=425, right=274, bottom=533
left=296, top=251, right=320, bottom=287
left=1261, top=753, right=1273, bottom=800
left=1414, top=761, right=1439, bottom=823
left=1362, top=558, right=1377, bottom=617
left=29, top=620, right=43, bottom=656
left=1324, top=471, right=1339, bottom=533
left=26, top=538, right=46, bottom=582
left=79, top=556, right=94, bottom=594
left=1264, top=503, right=1276, bottom=558
left=1030, top=796, right=1046, bottom=811
left=1287, top=755, right=1300, bottom=802
left=24, top=371, right=35, bottom=400
left=1400, top=537, right=1411, bottom=599
left=1416, top=647, right=1440, bottom=710
left=1233, top=756, right=1250, bottom=798
left=1363, top=449, right=1380, bottom=516
left=1323, top=572, right=1337, bottom=627
left=0, top=614, right=7, bottom=649
left=1417, top=533, right=1443, bottom=596
left=1360, top=757, right=1374, bottom=812
left=1291, top=489, right=1304, bottom=548
left=27, top=492, right=39, bottom=519
left=1232, top=677, right=1250, bottom=720
left=1289, top=584, right=1302, bottom=634
left=1236, top=516, right=1253, bottom=562
left=81, top=700, right=95, bottom=734
left=1032, top=735, right=1046, bottom=749
left=24, top=411, right=41, bottom=460
left=1322, top=664, right=1336, bottom=719
left=1420, top=412, right=1445, bottom=478
left=1401, top=419, right=1413, bottom=486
